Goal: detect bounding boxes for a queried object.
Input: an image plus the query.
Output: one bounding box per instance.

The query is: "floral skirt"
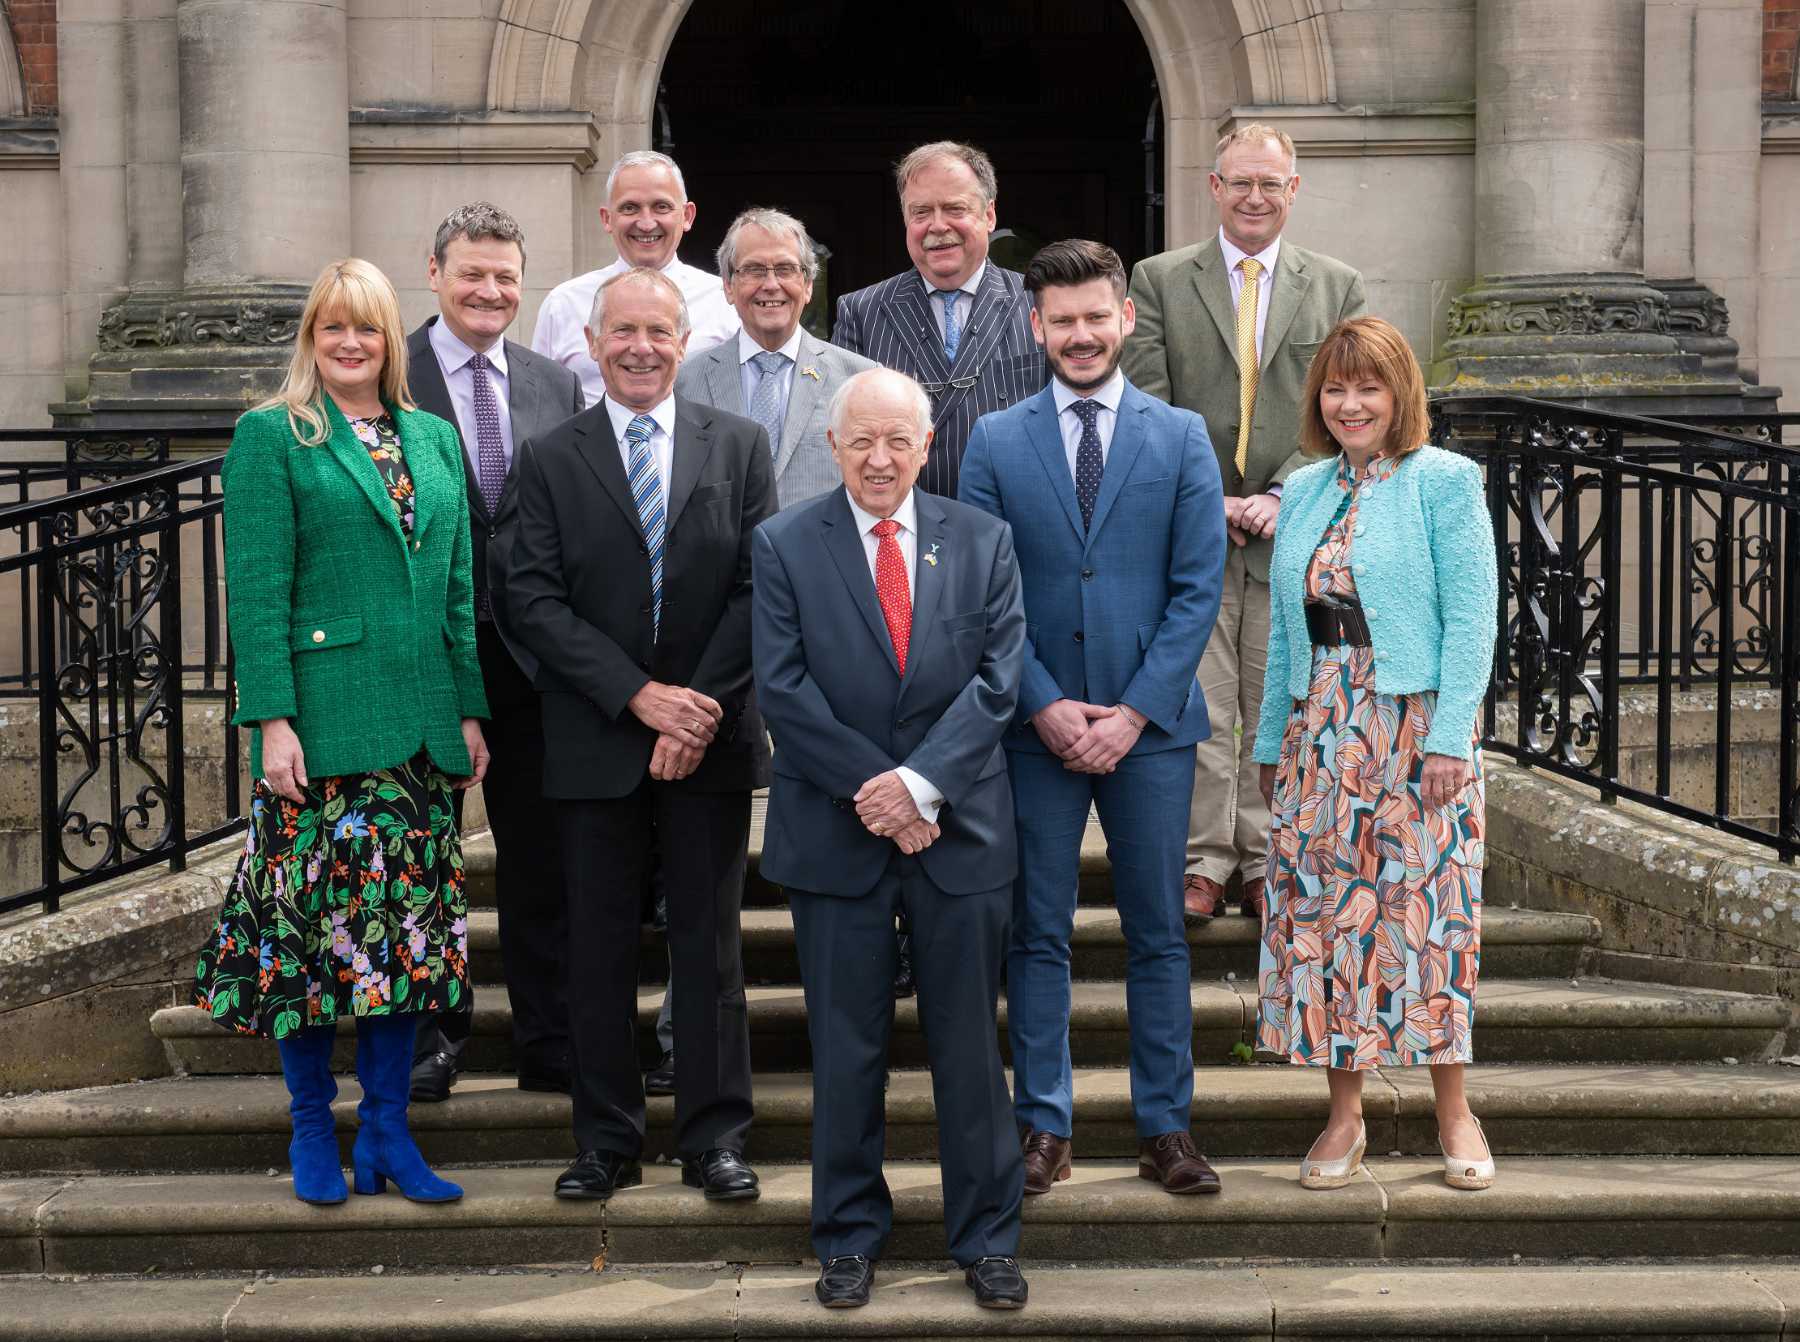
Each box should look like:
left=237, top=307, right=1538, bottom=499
left=1255, top=645, right=1484, bottom=1070
left=193, top=751, right=470, bottom=1040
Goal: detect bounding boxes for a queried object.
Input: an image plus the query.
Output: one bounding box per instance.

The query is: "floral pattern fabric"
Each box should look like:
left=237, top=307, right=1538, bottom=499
left=1256, top=451, right=1484, bottom=1070
left=194, top=753, right=469, bottom=1039
left=351, top=413, right=415, bottom=532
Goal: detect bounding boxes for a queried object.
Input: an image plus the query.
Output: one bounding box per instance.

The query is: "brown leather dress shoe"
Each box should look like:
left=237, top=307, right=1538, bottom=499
left=1138, top=1131, right=1222, bottom=1194
left=1182, top=874, right=1225, bottom=923
left=1240, top=877, right=1267, bottom=920
left=1021, top=1128, right=1072, bottom=1195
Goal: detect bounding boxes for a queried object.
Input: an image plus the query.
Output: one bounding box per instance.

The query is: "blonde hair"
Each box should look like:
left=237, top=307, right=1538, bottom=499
left=256, top=258, right=415, bottom=445
left=1299, top=317, right=1431, bottom=461
left=1213, top=123, right=1297, bottom=176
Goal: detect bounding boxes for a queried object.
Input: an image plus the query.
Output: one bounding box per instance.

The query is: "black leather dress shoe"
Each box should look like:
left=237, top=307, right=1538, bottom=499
left=553, top=1150, right=642, bottom=1201
left=892, top=929, right=916, bottom=998
left=643, top=1049, right=676, bottom=1097
left=408, top=1045, right=461, bottom=1103
left=681, top=1147, right=760, bottom=1200
left=815, top=1254, right=875, bottom=1308
left=517, top=1067, right=572, bottom=1095
left=965, top=1255, right=1028, bottom=1309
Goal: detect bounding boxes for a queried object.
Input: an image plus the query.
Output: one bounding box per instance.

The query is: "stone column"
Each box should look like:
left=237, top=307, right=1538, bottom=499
left=1433, top=0, right=1747, bottom=409
left=70, top=0, right=350, bottom=428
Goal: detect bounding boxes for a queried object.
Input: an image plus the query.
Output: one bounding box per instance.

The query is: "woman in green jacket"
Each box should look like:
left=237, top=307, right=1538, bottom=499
left=194, top=258, right=490, bottom=1206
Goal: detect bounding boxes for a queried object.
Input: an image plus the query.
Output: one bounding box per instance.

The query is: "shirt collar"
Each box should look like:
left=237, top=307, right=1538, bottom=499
left=1335, top=449, right=1403, bottom=490
left=845, top=486, right=919, bottom=539
left=921, top=260, right=986, bottom=301
left=1052, top=367, right=1126, bottom=419
left=604, top=393, right=677, bottom=445
left=1218, top=227, right=1280, bottom=280
left=737, top=325, right=804, bottom=366
left=428, top=316, right=508, bottom=377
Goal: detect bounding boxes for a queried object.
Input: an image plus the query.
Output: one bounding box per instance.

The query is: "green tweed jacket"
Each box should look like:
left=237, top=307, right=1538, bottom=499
left=1122, top=235, right=1366, bottom=581
left=223, top=399, right=488, bottom=783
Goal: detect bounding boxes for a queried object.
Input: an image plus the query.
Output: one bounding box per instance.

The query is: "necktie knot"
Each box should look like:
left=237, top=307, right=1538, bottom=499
left=1071, top=398, right=1102, bottom=429
left=1239, top=256, right=1263, bottom=283
left=872, top=518, right=900, bottom=541
left=626, top=413, right=655, bottom=447
left=751, top=350, right=787, bottom=378
left=469, top=351, right=489, bottom=371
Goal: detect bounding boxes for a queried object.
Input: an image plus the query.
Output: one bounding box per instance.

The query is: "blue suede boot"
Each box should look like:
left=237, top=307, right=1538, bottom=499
left=351, top=1014, right=463, bottom=1202
left=275, top=1025, right=348, bottom=1205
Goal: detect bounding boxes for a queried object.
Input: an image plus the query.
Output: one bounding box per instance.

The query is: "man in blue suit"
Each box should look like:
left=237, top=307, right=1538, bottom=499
left=753, top=367, right=1030, bottom=1312
left=960, top=239, right=1226, bottom=1198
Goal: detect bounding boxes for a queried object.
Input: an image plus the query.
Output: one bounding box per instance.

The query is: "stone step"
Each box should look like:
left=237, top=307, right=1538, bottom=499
left=5, top=1262, right=1798, bottom=1340
left=492, top=904, right=1598, bottom=986
left=150, top=977, right=1789, bottom=1077
left=8, top=1064, right=1800, bottom=1176
left=8, top=1157, right=1800, bottom=1273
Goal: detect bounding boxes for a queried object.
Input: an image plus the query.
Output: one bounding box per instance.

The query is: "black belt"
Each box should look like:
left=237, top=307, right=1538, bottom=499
left=1304, top=598, right=1372, bottom=648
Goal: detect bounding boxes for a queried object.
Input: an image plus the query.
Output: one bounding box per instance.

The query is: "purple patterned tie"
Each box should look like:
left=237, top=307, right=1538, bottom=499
left=469, top=352, right=506, bottom=516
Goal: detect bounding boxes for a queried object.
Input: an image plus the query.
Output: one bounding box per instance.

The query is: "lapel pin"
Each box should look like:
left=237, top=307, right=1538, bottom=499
left=925, top=541, right=941, bottom=567
left=801, top=365, right=820, bottom=381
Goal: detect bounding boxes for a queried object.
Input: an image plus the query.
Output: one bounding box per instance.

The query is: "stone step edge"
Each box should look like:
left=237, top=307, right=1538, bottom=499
left=2, top=1262, right=1797, bottom=1340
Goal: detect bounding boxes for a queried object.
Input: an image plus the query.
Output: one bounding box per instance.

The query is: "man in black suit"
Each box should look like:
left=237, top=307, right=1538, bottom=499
left=404, top=202, right=585, bottom=1102
left=507, top=265, right=775, bottom=1202
left=752, top=367, right=1030, bottom=1311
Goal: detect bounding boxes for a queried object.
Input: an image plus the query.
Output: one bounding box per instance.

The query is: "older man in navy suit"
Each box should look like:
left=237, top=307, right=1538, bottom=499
left=753, top=367, right=1029, bottom=1312
left=960, top=240, right=1226, bottom=1199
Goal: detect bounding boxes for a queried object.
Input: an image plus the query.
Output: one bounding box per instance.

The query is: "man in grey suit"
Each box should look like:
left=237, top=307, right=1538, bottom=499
left=403, top=202, right=585, bottom=1102
left=1121, top=123, right=1366, bottom=925
left=676, top=208, right=876, bottom=509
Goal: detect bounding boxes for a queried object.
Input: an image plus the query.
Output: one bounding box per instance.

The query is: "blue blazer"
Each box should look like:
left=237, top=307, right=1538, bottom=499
left=958, top=379, right=1226, bottom=754
left=1251, top=445, right=1499, bottom=764
left=752, top=488, right=1026, bottom=897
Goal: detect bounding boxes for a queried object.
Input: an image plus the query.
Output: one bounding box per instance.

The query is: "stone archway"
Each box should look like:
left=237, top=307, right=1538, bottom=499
left=483, top=0, right=1339, bottom=258
left=0, top=14, right=26, bottom=116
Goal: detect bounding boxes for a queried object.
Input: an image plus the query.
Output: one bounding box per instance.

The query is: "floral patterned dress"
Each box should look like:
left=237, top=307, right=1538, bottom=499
left=194, top=415, right=469, bottom=1039
left=1255, top=451, right=1484, bottom=1070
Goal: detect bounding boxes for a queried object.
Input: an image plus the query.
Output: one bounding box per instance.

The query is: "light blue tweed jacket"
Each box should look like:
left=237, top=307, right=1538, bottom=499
left=1251, top=444, right=1498, bottom=764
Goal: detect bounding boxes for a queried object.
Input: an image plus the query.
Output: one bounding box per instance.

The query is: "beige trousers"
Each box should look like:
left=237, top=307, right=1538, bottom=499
left=1186, top=545, right=1272, bottom=884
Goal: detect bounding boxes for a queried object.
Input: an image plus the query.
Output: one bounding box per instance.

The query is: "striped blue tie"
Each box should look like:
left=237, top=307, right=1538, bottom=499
left=937, top=288, right=962, bottom=363
left=624, top=413, right=665, bottom=638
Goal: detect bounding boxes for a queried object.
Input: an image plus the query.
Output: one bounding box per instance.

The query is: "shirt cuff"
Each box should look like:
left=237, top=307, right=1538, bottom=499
left=1265, top=483, right=1283, bottom=499
left=895, top=766, right=944, bottom=825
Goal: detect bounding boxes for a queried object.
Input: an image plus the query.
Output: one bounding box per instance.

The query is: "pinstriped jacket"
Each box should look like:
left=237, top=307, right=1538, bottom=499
left=832, top=263, right=1048, bottom=499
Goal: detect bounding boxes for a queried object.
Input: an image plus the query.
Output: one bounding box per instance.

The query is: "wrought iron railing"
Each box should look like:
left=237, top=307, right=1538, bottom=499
left=0, top=450, right=240, bottom=914
left=1433, top=396, right=1800, bottom=859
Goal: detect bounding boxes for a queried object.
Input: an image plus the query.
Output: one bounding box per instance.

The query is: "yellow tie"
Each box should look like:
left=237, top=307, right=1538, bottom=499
left=1234, top=256, right=1263, bottom=480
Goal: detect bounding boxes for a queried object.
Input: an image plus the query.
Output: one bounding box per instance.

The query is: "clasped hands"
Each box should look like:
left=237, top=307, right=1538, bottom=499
left=1032, top=698, right=1142, bottom=773
left=629, top=680, right=724, bottom=781
left=853, top=770, right=940, bottom=855
left=1226, top=492, right=1279, bottom=548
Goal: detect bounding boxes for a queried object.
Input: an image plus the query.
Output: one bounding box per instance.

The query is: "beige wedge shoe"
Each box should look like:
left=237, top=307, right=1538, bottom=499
left=1440, top=1116, right=1496, bottom=1190
left=1299, top=1122, right=1366, bottom=1190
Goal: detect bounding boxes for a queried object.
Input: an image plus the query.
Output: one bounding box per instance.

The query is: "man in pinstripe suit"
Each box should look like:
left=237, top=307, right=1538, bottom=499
left=833, top=141, right=1048, bottom=502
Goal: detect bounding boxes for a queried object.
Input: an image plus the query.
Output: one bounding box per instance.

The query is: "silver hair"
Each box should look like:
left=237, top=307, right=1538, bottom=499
left=604, top=149, right=689, bottom=203
left=432, top=201, right=527, bottom=269
left=894, top=140, right=998, bottom=206
left=589, top=266, right=692, bottom=340
left=716, top=207, right=820, bottom=282
left=826, top=368, right=934, bottom=443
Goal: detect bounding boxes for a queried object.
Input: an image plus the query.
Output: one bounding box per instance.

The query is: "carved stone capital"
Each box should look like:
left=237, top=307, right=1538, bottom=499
left=95, top=287, right=308, bottom=353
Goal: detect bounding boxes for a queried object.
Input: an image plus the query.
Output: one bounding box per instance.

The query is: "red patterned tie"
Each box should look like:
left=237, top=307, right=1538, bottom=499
left=872, top=518, right=912, bottom=674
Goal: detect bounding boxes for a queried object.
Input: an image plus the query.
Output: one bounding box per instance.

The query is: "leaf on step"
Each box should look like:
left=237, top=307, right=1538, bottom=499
left=591, top=1252, right=608, bottom=1272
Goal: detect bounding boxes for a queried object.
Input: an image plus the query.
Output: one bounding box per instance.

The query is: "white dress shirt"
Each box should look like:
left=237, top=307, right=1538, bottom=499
left=532, top=254, right=741, bottom=407
left=736, top=325, right=803, bottom=442
left=843, top=486, right=942, bottom=822
left=428, top=318, right=515, bottom=479
left=922, top=261, right=986, bottom=344
left=604, top=393, right=676, bottom=487
left=1052, top=367, right=1126, bottom=478
left=1218, top=227, right=1282, bottom=365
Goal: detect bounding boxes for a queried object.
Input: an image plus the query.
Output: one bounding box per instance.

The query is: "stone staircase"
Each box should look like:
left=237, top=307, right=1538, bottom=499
left=3, top=817, right=1800, bottom=1339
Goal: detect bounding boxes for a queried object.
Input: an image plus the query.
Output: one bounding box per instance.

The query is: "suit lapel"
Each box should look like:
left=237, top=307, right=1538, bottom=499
left=1024, top=389, right=1085, bottom=541
left=1259, top=249, right=1312, bottom=370
left=705, top=344, right=745, bottom=415
left=897, top=491, right=948, bottom=698
left=776, top=331, right=826, bottom=481
left=1084, top=387, right=1150, bottom=547
left=885, top=274, right=951, bottom=382
left=323, top=399, right=408, bottom=549
left=1190, top=240, right=1239, bottom=365
left=572, top=408, right=648, bottom=541
left=664, top=399, right=716, bottom=532
left=495, top=343, right=536, bottom=519
left=393, top=407, right=440, bottom=543
left=821, top=490, right=901, bottom=677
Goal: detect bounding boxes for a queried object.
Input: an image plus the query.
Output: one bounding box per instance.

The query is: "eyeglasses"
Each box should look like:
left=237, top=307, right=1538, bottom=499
left=734, top=262, right=805, bottom=282
left=918, top=375, right=979, bottom=396
left=1217, top=176, right=1293, bottom=199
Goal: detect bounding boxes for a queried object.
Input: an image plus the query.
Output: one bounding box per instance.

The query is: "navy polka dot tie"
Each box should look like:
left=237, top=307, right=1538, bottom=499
left=468, top=352, right=506, bottom=517
left=1071, top=398, right=1104, bottom=531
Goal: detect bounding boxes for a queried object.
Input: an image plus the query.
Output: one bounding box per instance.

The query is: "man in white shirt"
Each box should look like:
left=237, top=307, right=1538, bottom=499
left=532, top=149, right=740, bottom=404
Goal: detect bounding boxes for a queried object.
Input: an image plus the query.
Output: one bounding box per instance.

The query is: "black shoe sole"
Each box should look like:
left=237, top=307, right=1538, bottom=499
left=818, top=1294, right=870, bottom=1308
left=681, top=1169, right=761, bottom=1201
left=553, top=1166, right=642, bottom=1200
left=975, top=1295, right=1026, bottom=1310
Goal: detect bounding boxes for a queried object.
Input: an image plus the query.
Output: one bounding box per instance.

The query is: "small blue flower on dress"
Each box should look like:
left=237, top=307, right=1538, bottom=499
left=333, top=810, right=368, bottom=841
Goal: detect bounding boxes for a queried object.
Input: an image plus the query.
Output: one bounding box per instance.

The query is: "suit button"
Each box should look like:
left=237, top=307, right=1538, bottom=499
left=638, top=543, right=648, bottom=556
left=640, top=604, right=651, bottom=614
left=1073, top=631, right=1084, bottom=643
left=311, top=629, right=326, bottom=644
left=412, top=540, right=421, bottom=552
left=1081, top=569, right=1094, bottom=581
left=896, top=718, right=910, bottom=730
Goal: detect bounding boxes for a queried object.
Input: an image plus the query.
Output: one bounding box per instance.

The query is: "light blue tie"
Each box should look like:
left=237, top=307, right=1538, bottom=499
left=747, top=350, right=788, bottom=458
left=937, top=288, right=962, bottom=363
left=624, top=413, right=665, bottom=638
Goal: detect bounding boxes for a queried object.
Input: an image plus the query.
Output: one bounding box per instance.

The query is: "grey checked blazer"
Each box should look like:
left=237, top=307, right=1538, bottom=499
left=675, top=329, right=877, bottom=511
left=833, top=264, right=1048, bottom=500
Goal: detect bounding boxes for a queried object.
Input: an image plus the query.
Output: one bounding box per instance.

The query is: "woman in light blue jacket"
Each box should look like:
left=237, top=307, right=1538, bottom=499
left=1251, top=317, right=1499, bottom=1192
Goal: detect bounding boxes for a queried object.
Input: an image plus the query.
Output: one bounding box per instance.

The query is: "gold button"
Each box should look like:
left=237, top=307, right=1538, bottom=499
left=413, top=540, right=421, bottom=552
left=311, top=629, right=326, bottom=643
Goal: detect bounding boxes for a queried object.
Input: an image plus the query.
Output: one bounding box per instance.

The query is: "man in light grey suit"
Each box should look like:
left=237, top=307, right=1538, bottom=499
left=677, top=208, right=876, bottom=509
left=1122, top=122, right=1366, bottom=926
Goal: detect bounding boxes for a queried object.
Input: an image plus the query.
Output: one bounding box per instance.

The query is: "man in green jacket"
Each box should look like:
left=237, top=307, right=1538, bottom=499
left=1121, top=123, right=1366, bottom=922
